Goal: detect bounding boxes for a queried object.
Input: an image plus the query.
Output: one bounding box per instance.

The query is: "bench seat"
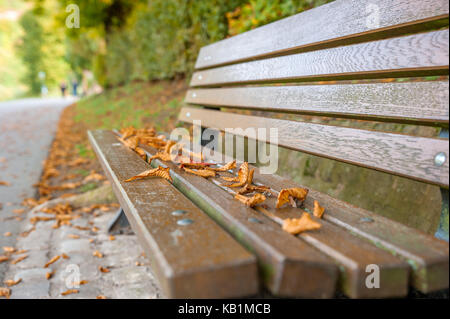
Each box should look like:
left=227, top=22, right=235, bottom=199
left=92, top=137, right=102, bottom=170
left=89, top=129, right=448, bottom=298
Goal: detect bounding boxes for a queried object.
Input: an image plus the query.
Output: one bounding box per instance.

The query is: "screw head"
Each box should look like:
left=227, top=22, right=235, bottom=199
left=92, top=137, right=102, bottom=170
left=434, top=152, right=447, bottom=167
left=198, top=75, right=203, bottom=80
left=186, top=112, right=191, bottom=117
left=192, top=93, right=197, bottom=98
left=177, top=218, right=194, bottom=226
left=248, top=217, right=262, bottom=224
left=171, top=210, right=187, bottom=216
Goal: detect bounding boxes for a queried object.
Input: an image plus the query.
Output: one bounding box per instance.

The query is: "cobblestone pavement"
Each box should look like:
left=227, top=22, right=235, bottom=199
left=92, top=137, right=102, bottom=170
left=1, top=98, right=162, bottom=299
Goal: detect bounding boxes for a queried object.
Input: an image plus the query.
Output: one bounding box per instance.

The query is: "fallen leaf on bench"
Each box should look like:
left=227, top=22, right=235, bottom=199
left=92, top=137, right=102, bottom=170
left=0, top=256, right=9, bottom=263
left=5, top=278, right=21, bottom=287
left=14, top=249, right=27, bottom=255
left=237, top=184, right=271, bottom=195
left=149, top=152, right=172, bottom=162
left=0, top=287, right=11, bottom=299
left=179, top=162, right=215, bottom=169
left=223, top=162, right=252, bottom=188
left=11, top=255, right=28, bottom=265
left=68, top=234, right=80, bottom=239
left=61, top=289, right=79, bottom=296
left=125, top=166, right=173, bottom=183
left=206, top=160, right=236, bottom=172
left=109, top=235, right=115, bottom=241
left=313, top=200, right=325, bottom=219
left=44, top=255, right=60, bottom=268
left=282, top=213, right=321, bottom=235
left=99, top=266, right=110, bottom=273
left=3, top=247, right=15, bottom=254
left=0, top=181, right=10, bottom=186
left=120, top=127, right=137, bottom=140
left=97, top=295, right=107, bottom=299
left=3, top=232, right=11, bottom=237
left=183, top=167, right=216, bottom=178
left=234, top=193, right=266, bottom=207
left=62, top=253, right=70, bottom=259
left=276, top=187, right=309, bottom=208
left=46, top=271, right=54, bottom=280
left=13, top=208, right=25, bottom=214
left=74, top=280, right=88, bottom=286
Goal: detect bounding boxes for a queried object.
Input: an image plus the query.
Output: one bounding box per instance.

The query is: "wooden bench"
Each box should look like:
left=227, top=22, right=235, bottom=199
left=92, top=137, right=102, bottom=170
left=88, top=0, right=449, bottom=298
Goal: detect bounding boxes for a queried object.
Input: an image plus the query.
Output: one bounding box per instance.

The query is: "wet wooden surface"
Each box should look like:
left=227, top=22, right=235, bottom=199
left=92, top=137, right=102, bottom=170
left=196, top=0, right=449, bottom=69
left=180, top=106, right=449, bottom=187
left=191, top=29, right=449, bottom=86
left=88, top=130, right=259, bottom=298
left=185, top=80, right=449, bottom=125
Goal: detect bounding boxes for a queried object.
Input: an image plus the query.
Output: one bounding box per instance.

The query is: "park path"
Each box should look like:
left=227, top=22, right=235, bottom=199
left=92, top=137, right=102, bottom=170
left=0, top=97, right=77, bottom=283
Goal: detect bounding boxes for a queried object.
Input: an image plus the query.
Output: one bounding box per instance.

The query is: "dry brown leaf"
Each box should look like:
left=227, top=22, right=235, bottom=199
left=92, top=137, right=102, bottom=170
left=237, top=184, right=271, bottom=195
left=223, top=162, right=251, bottom=187
left=179, top=162, right=215, bottom=170
left=3, top=246, right=16, bottom=254
left=3, top=232, right=11, bottom=237
left=68, top=234, right=80, bottom=239
left=12, top=208, right=25, bottom=214
left=313, top=200, right=325, bottom=219
left=206, top=160, right=237, bottom=172
left=276, top=187, right=309, bottom=208
left=91, top=226, right=100, bottom=232
left=44, top=255, right=60, bottom=268
left=14, top=249, right=27, bottom=255
left=61, top=289, right=79, bottom=296
left=5, top=278, right=21, bottom=287
left=0, top=181, right=10, bottom=186
left=45, top=271, right=54, bottom=280
left=11, top=255, right=28, bottom=265
left=96, top=295, right=107, bottom=299
left=125, top=166, right=172, bottom=183
left=99, top=266, right=110, bottom=273
left=109, top=235, right=115, bottom=241
left=149, top=152, right=172, bottom=162
left=183, top=167, right=216, bottom=178
left=83, top=171, right=105, bottom=183
left=62, top=253, right=70, bottom=259
left=234, top=193, right=266, bottom=207
left=93, top=250, right=103, bottom=258
left=74, top=280, right=88, bottom=285
left=0, top=256, right=9, bottom=263
left=282, top=213, right=321, bottom=235
left=120, top=127, right=137, bottom=140
left=0, top=287, right=11, bottom=299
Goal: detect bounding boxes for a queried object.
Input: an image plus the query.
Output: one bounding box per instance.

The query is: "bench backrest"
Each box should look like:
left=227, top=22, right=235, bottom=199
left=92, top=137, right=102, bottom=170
left=180, top=0, right=449, bottom=188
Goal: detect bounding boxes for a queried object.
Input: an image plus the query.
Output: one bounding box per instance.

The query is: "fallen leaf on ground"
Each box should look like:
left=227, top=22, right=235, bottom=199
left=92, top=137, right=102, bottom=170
left=0, top=287, right=11, bottom=298
left=44, top=255, right=60, bottom=268
left=0, top=181, right=10, bottom=186
left=313, top=200, right=325, bottom=219
left=4, top=278, right=21, bottom=287
left=99, top=266, right=110, bottom=273
left=83, top=171, right=105, bottom=183
left=11, top=255, right=28, bottom=265
left=276, top=187, right=309, bottom=208
left=234, top=193, right=266, bottom=207
left=282, top=213, right=321, bottom=235
left=93, top=251, right=103, bottom=258
left=125, top=166, right=172, bottom=183
left=183, top=167, right=216, bottom=178
left=61, top=289, right=79, bottom=296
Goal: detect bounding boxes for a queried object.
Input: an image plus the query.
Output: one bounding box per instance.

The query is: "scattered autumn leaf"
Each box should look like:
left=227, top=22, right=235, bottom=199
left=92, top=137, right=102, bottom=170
left=276, top=187, right=309, bottom=208
left=0, top=181, right=10, bottom=186
left=44, top=255, right=60, bottom=268
left=237, top=184, right=271, bottom=195
left=93, top=250, right=103, bottom=258
left=12, top=208, right=25, bottom=214
left=97, top=295, right=107, bottom=299
left=61, top=289, right=79, bottom=296
left=3, top=247, right=16, bottom=254
left=3, top=232, right=11, bottom=237
left=45, top=271, right=54, bottom=280
left=183, top=167, right=216, bottom=178
left=282, top=213, right=321, bottom=235
left=62, top=253, right=70, bottom=259
left=125, top=166, right=172, bottom=183
left=234, top=193, right=266, bottom=207
left=313, top=200, right=325, bottom=219
left=68, top=234, right=80, bottom=239
left=11, top=255, right=28, bottom=265
left=4, top=278, right=21, bottom=287
left=99, top=266, right=110, bottom=273
left=0, top=287, right=11, bottom=299
left=0, top=256, right=9, bottom=263
left=109, top=235, right=115, bottom=241
left=206, top=160, right=237, bottom=172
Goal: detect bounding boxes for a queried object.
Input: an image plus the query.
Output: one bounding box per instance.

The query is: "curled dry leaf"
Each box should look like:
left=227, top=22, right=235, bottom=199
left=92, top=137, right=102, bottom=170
left=237, top=184, right=271, bottom=195
left=99, top=266, right=110, bottom=273
left=61, top=289, right=79, bottom=296
left=97, top=295, right=107, bottom=299
left=109, top=235, right=115, bottom=241
left=62, top=253, right=70, bottom=259
left=313, top=200, right=325, bottom=219
left=183, top=167, right=216, bottom=178
left=276, top=187, right=309, bottom=209
left=12, top=209, right=25, bottom=214
left=3, top=246, right=15, bottom=254
left=5, top=278, right=21, bottom=287
left=179, top=162, right=215, bottom=170
left=46, top=271, right=54, bottom=280
left=0, top=181, right=10, bottom=186
left=74, top=280, right=88, bottom=286
left=223, top=162, right=252, bottom=188
left=44, top=255, right=60, bottom=268
left=234, top=193, right=266, bottom=207
left=0, top=256, right=9, bottom=263
left=93, top=250, right=103, bottom=258
left=149, top=152, right=172, bottom=162
left=282, top=213, right=321, bottom=235
left=206, top=160, right=236, bottom=172
left=68, top=234, right=80, bottom=239
left=0, top=287, right=11, bottom=299
left=125, top=166, right=172, bottom=183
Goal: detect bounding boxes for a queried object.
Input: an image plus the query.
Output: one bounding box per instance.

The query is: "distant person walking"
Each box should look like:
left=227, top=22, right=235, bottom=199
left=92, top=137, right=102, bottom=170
left=71, top=79, right=78, bottom=96
left=60, top=81, right=67, bottom=97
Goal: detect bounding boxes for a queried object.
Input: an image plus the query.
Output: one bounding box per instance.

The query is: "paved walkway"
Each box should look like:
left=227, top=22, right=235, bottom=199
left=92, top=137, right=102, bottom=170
left=0, top=97, right=161, bottom=298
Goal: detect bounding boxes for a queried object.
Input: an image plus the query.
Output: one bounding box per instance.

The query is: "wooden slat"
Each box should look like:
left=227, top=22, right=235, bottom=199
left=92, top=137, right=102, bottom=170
left=136, top=144, right=339, bottom=298
left=196, top=0, right=449, bottom=69
left=251, top=168, right=449, bottom=293
left=179, top=106, right=449, bottom=187
left=140, top=142, right=410, bottom=298
left=186, top=80, right=450, bottom=125
left=88, top=130, right=259, bottom=298
left=190, top=29, right=449, bottom=87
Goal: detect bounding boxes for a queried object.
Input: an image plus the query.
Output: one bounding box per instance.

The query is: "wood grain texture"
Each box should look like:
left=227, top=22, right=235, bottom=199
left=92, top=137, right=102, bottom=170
left=88, top=130, right=258, bottom=298
left=190, top=29, right=449, bottom=86
left=137, top=143, right=339, bottom=298
left=186, top=80, right=449, bottom=124
left=195, top=0, right=449, bottom=69
left=179, top=106, right=449, bottom=187
left=251, top=169, right=449, bottom=293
